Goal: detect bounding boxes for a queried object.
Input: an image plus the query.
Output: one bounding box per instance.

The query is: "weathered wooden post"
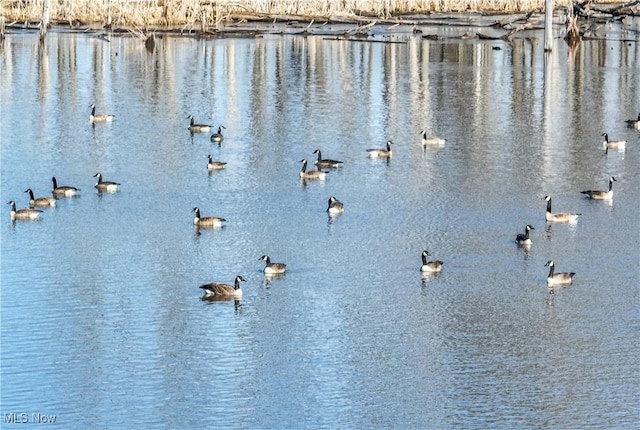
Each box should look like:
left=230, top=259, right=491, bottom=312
left=544, top=0, right=554, bottom=51
left=40, top=0, right=51, bottom=41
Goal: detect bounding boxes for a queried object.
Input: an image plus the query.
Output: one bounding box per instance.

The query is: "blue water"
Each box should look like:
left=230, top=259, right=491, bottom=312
left=1, top=28, right=639, bottom=428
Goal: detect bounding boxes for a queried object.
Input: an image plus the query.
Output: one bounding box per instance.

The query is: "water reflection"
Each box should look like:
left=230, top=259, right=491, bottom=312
left=1, top=28, right=639, bottom=429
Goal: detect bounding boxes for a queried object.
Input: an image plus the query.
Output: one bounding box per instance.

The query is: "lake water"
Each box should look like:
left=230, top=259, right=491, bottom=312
left=1, top=26, right=639, bottom=428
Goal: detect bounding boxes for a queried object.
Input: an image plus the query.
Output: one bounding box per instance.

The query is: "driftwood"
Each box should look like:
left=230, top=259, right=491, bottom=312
left=322, top=36, right=406, bottom=44
left=574, top=0, right=639, bottom=18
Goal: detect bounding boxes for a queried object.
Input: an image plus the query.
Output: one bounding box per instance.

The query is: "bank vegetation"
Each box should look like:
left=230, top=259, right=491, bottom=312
left=1, top=0, right=637, bottom=31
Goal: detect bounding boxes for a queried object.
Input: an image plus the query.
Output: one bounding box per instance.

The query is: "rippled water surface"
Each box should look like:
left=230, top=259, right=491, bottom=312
left=1, top=28, right=639, bottom=428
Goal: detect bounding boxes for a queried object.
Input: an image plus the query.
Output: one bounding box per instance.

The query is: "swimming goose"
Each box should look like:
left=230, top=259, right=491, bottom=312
left=545, top=260, right=575, bottom=286
left=187, top=115, right=212, bottom=133
left=602, top=132, right=626, bottom=151
left=210, top=125, right=226, bottom=143
left=200, top=275, right=245, bottom=298
left=544, top=196, right=580, bottom=223
left=515, top=225, right=534, bottom=245
left=581, top=176, right=616, bottom=200
left=625, top=113, right=640, bottom=130
left=89, top=104, right=114, bottom=123
left=327, top=196, right=344, bottom=215
left=259, top=255, right=286, bottom=275
left=52, top=177, right=80, bottom=197
left=299, top=159, right=327, bottom=181
left=366, top=140, right=393, bottom=158
left=24, top=188, right=56, bottom=207
left=419, top=130, right=446, bottom=146
left=192, top=207, right=226, bottom=228
left=207, top=154, right=227, bottom=171
left=93, top=173, right=120, bottom=193
left=8, top=200, right=42, bottom=221
left=313, top=149, right=343, bottom=168
left=421, top=250, right=443, bottom=273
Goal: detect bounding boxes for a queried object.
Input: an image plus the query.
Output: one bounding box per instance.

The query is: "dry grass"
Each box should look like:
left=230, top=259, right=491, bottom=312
left=0, top=0, right=583, bottom=28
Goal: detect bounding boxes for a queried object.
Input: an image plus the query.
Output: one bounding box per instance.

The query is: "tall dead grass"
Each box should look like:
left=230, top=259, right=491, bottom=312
left=1, top=0, right=577, bottom=28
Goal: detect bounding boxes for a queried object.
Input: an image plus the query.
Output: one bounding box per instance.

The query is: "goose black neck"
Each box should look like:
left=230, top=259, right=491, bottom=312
left=421, top=253, right=428, bottom=265
left=609, top=179, right=614, bottom=191
left=546, top=199, right=552, bottom=213
left=547, top=264, right=554, bottom=278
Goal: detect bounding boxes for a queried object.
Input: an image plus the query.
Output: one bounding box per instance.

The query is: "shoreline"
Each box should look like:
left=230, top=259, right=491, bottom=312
left=1, top=1, right=638, bottom=42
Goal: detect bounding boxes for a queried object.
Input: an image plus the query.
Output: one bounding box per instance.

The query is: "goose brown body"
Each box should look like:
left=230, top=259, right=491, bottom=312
left=187, top=115, right=212, bottom=133
left=193, top=207, right=226, bottom=228
left=299, top=159, right=327, bottom=180
left=545, top=260, right=575, bottom=286
left=200, top=276, right=245, bottom=298
left=421, top=250, right=443, bottom=273
left=313, top=149, right=343, bottom=168
left=207, top=154, right=227, bottom=171
left=544, top=196, right=580, bottom=223
left=24, top=188, right=56, bottom=207
left=625, top=113, right=640, bottom=130
left=52, top=177, right=80, bottom=197
left=419, top=130, right=446, bottom=146
left=581, top=177, right=616, bottom=200
left=260, top=255, right=286, bottom=275
left=94, top=173, right=120, bottom=193
left=367, top=140, right=393, bottom=158
left=8, top=200, right=42, bottom=221
left=602, top=132, right=626, bottom=151
left=89, top=104, right=114, bottom=123
left=327, top=196, right=344, bottom=215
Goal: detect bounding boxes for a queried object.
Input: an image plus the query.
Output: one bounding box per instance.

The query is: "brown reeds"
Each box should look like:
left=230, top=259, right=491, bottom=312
left=1, top=0, right=629, bottom=31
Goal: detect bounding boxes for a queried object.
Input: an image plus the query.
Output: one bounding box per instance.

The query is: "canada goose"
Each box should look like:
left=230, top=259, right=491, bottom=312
left=210, top=125, right=226, bottom=142
left=200, top=275, right=245, bottom=298
left=192, top=207, right=225, bottom=228
left=544, top=196, right=580, bottom=223
left=327, top=196, right=344, bottom=215
left=545, top=260, right=575, bottom=286
left=24, top=188, right=56, bottom=207
left=89, top=104, right=114, bottom=123
left=420, top=250, right=443, bottom=273
left=366, top=140, right=393, bottom=158
left=602, top=132, right=626, bottom=151
left=581, top=176, right=616, bottom=200
left=515, top=225, right=534, bottom=245
left=625, top=113, right=640, bottom=130
left=8, top=200, right=42, bottom=221
left=419, top=130, right=446, bottom=146
left=207, top=154, right=227, bottom=171
left=52, top=177, right=80, bottom=197
left=259, top=255, right=286, bottom=275
left=187, top=115, right=212, bottom=133
left=93, top=173, right=120, bottom=193
left=313, top=149, right=343, bottom=168
left=299, top=159, right=327, bottom=181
